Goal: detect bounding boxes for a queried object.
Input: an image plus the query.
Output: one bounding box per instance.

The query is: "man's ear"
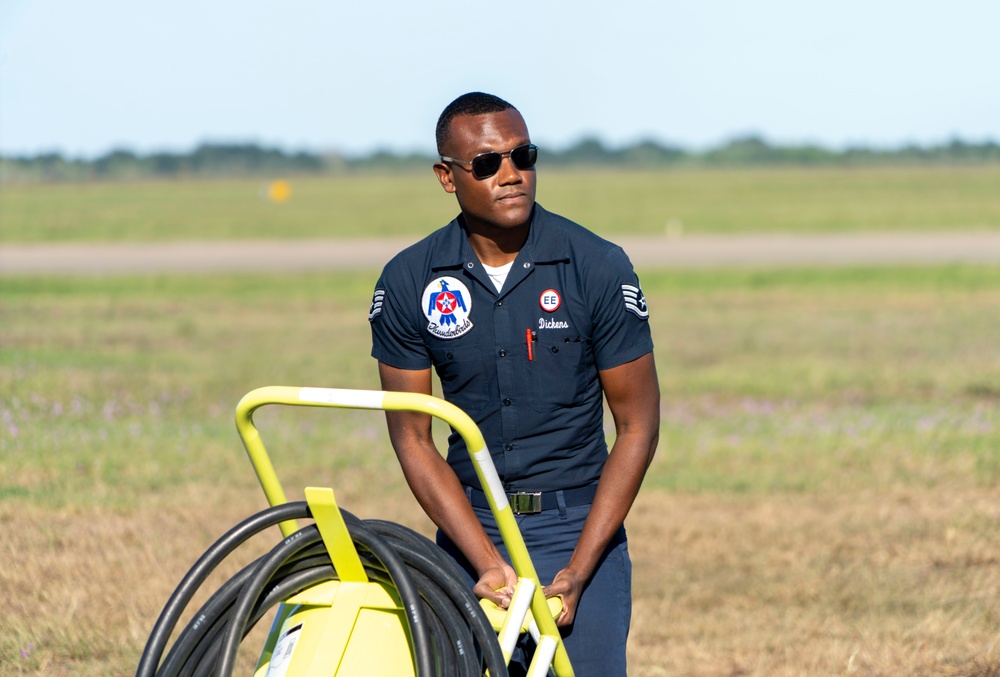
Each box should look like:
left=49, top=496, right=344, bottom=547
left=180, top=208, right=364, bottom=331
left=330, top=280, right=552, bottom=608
left=433, top=162, right=457, bottom=194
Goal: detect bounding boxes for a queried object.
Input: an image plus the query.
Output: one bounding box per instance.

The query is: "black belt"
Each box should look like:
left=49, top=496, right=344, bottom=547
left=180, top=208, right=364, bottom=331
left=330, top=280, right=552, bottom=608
left=468, top=484, right=598, bottom=514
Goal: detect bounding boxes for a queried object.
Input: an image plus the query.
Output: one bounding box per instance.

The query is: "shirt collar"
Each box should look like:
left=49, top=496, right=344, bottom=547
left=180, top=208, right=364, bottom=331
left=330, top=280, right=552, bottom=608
left=430, top=203, right=569, bottom=272
left=524, top=204, right=571, bottom=264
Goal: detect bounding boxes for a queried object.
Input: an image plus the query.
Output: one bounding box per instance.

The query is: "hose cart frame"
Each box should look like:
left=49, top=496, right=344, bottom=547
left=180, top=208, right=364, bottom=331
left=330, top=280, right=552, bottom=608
left=137, top=386, right=574, bottom=677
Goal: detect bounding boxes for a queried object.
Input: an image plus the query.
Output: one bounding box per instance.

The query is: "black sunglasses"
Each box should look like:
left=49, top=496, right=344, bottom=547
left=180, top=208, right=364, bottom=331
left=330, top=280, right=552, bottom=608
left=440, top=143, right=538, bottom=180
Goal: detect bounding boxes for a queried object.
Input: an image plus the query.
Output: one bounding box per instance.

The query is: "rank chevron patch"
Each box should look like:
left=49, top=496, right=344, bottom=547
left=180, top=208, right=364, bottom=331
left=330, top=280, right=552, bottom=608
left=621, top=284, right=649, bottom=319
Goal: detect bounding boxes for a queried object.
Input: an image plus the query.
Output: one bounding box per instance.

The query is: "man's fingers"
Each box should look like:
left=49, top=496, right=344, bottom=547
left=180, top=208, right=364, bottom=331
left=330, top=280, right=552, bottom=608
left=474, top=583, right=512, bottom=608
left=542, top=581, right=568, bottom=598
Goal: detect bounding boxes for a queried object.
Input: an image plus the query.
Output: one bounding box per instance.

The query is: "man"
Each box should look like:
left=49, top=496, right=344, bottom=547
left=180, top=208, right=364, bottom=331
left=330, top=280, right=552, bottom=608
left=369, top=92, right=659, bottom=675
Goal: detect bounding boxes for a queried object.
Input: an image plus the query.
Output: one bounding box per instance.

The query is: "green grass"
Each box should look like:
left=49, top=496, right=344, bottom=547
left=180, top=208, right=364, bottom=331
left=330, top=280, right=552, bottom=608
left=1, top=272, right=383, bottom=507
left=642, top=266, right=1000, bottom=493
left=3, top=265, right=998, bottom=509
left=0, top=174, right=454, bottom=242
left=544, top=166, right=1000, bottom=236
left=3, top=165, right=1000, bottom=242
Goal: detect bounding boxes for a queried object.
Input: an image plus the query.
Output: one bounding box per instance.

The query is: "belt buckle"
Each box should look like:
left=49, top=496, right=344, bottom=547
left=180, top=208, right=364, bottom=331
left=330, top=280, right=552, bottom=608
left=508, top=491, right=542, bottom=514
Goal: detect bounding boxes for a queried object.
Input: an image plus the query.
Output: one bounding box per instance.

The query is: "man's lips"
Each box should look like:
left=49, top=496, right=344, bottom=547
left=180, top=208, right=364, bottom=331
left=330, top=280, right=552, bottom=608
left=496, top=192, right=527, bottom=202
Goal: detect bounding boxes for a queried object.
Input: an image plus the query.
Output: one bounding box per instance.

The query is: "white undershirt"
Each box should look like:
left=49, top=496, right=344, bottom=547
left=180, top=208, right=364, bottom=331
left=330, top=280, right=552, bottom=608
left=481, top=261, right=514, bottom=292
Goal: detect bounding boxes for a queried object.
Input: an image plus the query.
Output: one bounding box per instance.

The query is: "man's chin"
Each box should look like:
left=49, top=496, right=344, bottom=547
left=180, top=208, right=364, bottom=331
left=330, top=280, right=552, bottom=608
left=493, top=202, right=534, bottom=228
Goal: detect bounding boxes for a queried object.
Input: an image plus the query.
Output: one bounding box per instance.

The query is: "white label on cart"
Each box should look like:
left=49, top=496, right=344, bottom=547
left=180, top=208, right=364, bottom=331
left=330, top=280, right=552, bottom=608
left=473, top=446, right=509, bottom=512
left=266, top=622, right=303, bottom=677
left=299, top=388, right=386, bottom=410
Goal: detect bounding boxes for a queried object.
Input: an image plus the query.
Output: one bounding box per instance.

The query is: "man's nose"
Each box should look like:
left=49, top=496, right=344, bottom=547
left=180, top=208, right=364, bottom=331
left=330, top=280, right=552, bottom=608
left=496, top=154, right=522, bottom=183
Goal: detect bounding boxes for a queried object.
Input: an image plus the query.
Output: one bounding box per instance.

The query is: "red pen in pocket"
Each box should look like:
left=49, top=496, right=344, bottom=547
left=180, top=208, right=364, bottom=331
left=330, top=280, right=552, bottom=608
left=526, top=328, right=535, bottom=361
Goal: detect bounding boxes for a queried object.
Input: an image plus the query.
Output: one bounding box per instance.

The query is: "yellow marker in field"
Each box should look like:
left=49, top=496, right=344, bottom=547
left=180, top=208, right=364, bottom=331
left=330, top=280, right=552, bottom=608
left=267, top=180, right=292, bottom=203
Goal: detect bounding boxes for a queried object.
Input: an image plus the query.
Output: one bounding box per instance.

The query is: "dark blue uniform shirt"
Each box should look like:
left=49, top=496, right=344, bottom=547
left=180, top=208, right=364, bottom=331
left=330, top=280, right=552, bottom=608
left=370, top=204, right=652, bottom=493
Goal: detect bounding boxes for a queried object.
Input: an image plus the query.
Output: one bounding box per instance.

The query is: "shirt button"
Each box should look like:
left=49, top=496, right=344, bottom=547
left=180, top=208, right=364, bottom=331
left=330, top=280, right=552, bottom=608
left=499, top=349, right=507, bottom=357
left=551, top=346, right=559, bottom=353
left=503, top=398, right=511, bottom=406
left=496, top=300, right=503, bottom=306
left=505, top=443, right=513, bottom=451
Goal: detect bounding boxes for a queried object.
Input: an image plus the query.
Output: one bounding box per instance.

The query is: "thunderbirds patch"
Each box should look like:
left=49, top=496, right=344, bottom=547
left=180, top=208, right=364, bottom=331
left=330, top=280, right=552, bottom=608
left=621, top=283, right=649, bottom=319
left=421, top=276, right=474, bottom=339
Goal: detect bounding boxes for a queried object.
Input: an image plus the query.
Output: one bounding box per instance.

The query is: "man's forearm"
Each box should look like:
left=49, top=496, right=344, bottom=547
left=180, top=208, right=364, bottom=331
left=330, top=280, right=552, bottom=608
left=565, top=428, right=657, bottom=581
left=565, top=352, right=660, bottom=581
left=394, top=438, right=507, bottom=576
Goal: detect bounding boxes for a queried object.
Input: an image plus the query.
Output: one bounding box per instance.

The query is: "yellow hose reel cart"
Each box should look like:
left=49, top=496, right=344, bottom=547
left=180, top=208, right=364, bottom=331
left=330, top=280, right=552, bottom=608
left=137, top=387, right=574, bottom=677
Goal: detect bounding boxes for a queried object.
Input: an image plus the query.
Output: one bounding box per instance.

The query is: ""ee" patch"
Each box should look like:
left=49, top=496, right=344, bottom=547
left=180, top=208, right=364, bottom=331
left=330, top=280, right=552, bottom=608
left=539, top=289, right=561, bottom=312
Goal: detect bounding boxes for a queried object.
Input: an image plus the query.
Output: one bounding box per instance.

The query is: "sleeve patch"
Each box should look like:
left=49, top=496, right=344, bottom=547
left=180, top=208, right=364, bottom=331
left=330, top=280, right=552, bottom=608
left=621, top=284, right=649, bottom=319
left=368, top=289, right=385, bottom=322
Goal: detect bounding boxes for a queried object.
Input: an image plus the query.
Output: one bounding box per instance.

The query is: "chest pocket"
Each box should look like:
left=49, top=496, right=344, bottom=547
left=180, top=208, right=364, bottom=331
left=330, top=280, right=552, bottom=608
left=525, top=339, right=590, bottom=412
left=429, top=344, right=491, bottom=411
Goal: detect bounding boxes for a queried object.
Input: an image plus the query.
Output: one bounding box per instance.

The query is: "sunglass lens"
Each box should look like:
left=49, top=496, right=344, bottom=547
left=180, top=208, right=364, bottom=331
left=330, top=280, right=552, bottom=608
left=472, top=153, right=502, bottom=179
left=511, top=144, right=538, bottom=170
left=468, top=145, right=537, bottom=178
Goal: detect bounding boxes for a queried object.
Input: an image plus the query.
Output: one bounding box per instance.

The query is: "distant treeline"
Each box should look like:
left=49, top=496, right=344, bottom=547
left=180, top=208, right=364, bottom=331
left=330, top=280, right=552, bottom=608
left=3, top=136, right=1000, bottom=183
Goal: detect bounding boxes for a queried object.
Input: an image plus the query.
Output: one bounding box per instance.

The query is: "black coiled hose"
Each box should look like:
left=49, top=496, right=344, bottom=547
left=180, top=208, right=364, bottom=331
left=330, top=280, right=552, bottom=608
left=136, top=501, right=507, bottom=677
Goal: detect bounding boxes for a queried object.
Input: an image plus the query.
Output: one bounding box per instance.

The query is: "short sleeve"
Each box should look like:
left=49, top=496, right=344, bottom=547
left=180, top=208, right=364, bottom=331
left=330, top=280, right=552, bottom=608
left=588, top=246, right=653, bottom=371
left=369, top=267, right=432, bottom=370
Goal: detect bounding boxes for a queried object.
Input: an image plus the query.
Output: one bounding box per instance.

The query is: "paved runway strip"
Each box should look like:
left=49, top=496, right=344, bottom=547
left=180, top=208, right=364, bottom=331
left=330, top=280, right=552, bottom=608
left=3, top=233, right=1000, bottom=275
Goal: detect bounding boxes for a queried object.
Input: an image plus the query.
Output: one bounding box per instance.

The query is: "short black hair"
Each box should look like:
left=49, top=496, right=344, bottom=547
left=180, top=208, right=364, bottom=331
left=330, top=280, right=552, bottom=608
left=435, top=92, right=518, bottom=155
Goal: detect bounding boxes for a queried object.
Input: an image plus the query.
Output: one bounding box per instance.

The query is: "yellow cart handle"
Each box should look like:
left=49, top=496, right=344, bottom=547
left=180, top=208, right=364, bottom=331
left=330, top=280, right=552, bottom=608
left=234, top=386, right=573, bottom=677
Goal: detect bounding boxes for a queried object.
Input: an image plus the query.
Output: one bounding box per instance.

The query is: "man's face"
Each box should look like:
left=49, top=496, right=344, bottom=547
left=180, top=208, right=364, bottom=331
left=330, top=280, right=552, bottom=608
left=434, top=108, right=537, bottom=232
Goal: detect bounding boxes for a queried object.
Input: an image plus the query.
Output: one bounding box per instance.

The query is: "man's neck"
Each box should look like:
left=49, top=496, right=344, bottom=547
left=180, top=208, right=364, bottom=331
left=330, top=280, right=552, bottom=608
left=461, top=215, right=530, bottom=267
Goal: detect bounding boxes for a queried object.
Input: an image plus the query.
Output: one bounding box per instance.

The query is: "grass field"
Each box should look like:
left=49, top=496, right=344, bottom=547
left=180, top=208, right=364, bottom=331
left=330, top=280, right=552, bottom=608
left=3, top=165, right=1000, bottom=243
left=3, top=262, right=1000, bottom=675
left=2, top=166, right=1000, bottom=675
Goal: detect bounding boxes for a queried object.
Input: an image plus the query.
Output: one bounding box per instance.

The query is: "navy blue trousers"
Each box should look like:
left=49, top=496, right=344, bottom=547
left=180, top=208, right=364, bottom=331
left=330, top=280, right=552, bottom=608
left=436, top=493, right=631, bottom=676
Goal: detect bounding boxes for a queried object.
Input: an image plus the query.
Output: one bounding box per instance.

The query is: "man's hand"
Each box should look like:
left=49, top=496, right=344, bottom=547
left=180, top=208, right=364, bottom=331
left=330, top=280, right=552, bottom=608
left=473, top=561, right=518, bottom=609
left=543, top=567, right=586, bottom=626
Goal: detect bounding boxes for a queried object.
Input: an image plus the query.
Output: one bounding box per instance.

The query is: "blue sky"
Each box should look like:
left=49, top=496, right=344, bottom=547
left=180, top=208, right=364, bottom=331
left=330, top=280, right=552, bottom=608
left=1, top=1, right=997, bottom=158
